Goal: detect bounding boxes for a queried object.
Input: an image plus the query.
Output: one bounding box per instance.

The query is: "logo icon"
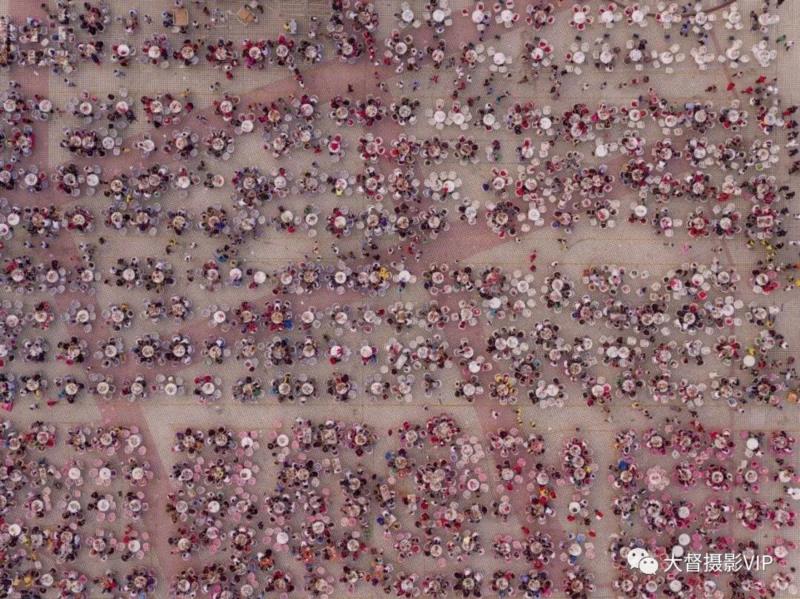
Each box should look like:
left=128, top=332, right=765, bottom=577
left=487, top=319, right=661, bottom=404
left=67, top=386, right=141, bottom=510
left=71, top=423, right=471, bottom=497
left=627, top=547, right=659, bottom=574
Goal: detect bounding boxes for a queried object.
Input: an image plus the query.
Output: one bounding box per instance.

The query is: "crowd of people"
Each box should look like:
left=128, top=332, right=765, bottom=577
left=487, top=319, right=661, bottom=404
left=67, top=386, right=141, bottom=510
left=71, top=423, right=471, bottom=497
left=0, top=0, right=798, bottom=596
